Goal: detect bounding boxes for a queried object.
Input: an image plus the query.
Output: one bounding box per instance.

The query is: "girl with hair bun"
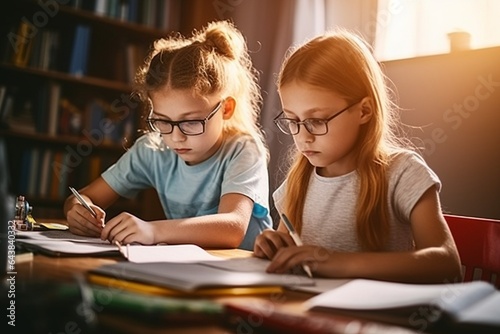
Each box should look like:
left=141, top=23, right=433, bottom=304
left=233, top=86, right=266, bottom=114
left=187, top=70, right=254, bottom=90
left=64, top=21, right=271, bottom=250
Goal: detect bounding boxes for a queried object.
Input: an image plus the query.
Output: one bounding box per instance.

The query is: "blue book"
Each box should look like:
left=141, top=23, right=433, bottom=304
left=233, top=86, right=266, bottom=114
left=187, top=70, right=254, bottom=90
left=80, top=25, right=91, bottom=75
left=69, top=25, right=91, bottom=76
left=128, top=0, right=138, bottom=23
left=69, top=25, right=84, bottom=75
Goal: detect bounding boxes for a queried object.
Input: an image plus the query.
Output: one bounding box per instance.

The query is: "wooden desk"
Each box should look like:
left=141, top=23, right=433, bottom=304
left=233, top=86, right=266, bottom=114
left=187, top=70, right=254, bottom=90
left=13, top=251, right=422, bottom=334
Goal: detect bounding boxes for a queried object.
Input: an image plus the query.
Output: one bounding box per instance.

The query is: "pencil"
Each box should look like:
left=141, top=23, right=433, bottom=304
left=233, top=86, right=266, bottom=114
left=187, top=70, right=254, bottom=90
left=281, top=213, right=313, bottom=278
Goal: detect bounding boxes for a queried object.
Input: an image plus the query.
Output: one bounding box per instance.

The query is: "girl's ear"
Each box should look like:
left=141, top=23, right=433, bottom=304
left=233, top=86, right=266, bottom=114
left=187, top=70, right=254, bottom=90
left=359, top=97, right=373, bottom=124
left=222, top=97, right=236, bottom=120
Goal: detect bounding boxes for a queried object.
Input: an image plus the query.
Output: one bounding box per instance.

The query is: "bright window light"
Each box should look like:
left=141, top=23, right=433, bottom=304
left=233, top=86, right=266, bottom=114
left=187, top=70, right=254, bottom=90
left=374, top=0, right=500, bottom=61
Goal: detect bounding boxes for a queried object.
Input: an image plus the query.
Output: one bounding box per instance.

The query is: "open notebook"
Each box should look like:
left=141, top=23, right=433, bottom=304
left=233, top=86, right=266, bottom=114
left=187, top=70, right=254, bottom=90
left=16, top=230, right=118, bottom=256
left=16, top=230, right=221, bottom=262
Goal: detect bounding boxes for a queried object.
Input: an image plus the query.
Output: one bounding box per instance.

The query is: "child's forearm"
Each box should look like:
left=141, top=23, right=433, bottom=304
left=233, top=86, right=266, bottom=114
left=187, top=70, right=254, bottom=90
left=150, top=213, right=248, bottom=248
left=318, top=247, right=463, bottom=284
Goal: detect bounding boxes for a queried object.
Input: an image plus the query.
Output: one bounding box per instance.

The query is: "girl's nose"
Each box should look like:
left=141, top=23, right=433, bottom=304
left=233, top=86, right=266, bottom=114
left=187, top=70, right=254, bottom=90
left=170, top=126, right=187, bottom=142
left=295, top=127, right=315, bottom=143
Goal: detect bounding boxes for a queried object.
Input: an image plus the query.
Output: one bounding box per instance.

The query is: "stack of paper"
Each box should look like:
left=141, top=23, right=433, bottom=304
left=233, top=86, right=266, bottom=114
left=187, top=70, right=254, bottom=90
left=304, top=279, right=500, bottom=332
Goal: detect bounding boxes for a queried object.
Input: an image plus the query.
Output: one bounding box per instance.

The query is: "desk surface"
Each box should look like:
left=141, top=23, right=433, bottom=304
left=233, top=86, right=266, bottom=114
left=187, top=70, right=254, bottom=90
left=13, top=249, right=422, bottom=334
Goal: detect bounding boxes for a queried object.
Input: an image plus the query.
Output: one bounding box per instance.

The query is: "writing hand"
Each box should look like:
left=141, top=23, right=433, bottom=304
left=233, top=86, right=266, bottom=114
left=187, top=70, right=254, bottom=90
left=253, top=229, right=296, bottom=260
left=101, top=212, right=155, bottom=245
left=67, top=203, right=105, bottom=237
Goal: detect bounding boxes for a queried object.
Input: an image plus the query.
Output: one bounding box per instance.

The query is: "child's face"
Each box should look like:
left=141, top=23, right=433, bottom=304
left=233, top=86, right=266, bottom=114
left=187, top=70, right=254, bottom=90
left=149, top=89, right=226, bottom=165
left=279, top=81, right=366, bottom=177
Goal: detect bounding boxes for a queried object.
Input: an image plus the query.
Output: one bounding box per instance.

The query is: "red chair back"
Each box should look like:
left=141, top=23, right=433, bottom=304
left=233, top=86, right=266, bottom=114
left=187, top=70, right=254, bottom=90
left=444, top=214, right=500, bottom=288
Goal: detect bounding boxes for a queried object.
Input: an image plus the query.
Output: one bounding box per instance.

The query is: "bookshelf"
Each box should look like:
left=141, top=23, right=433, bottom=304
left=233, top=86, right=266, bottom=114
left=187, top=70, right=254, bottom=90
left=0, top=0, right=182, bottom=219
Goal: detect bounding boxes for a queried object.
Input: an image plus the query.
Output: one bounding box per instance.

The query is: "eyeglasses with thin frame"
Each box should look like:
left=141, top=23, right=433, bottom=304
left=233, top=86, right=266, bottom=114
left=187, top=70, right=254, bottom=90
left=273, top=100, right=361, bottom=136
left=147, top=100, right=224, bottom=136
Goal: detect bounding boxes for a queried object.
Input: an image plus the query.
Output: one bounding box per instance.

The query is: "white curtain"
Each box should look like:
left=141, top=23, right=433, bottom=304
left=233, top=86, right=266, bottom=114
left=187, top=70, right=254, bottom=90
left=375, top=0, right=500, bottom=61
left=293, top=0, right=377, bottom=45
left=292, top=0, right=379, bottom=47
left=293, top=0, right=326, bottom=44
left=325, top=0, right=379, bottom=47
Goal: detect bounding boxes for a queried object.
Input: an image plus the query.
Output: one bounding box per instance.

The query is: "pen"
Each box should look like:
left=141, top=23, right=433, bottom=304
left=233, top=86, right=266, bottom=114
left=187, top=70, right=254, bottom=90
left=281, top=213, right=313, bottom=278
left=114, top=240, right=129, bottom=258
left=69, top=187, right=100, bottom=223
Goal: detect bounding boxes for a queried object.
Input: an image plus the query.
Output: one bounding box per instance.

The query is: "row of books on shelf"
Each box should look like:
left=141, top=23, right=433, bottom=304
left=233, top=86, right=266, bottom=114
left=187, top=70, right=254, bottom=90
left=5, top=20, right=91, bottom=76
left=0, top=84, right=136, bottom=145
left=3, top=19, right=147, bottom=83
left=15, top=147, right=117, bottom=201
left=67, top=0, right=180, bottom=30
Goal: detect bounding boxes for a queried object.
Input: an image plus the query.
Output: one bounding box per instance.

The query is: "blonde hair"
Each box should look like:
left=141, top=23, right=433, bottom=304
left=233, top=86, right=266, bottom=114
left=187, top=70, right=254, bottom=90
left=278, top=29, right=405, bottom=251
left=135, top=20, right=268, bottom=160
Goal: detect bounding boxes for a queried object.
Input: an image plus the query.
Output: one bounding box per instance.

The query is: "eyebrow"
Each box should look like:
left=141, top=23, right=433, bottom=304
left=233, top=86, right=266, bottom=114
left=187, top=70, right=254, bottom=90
left=150, top=110, right=204, bottom=119
left=282, top=107, right=332, bottom=117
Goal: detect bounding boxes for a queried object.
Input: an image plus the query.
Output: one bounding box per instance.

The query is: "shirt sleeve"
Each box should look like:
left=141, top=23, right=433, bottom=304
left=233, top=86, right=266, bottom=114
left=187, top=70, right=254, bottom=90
left=390, top=151, right=441, bottom=221
left=221, top=137, right=270, bottom=210
left=272, top=180, right=286, bottom=217
left=101, top=135, right=156, bottom=198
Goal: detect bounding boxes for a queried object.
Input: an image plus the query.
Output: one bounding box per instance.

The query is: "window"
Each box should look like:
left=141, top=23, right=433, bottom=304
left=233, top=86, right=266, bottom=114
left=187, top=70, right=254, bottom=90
left=374, top=0, right=500, bottom=61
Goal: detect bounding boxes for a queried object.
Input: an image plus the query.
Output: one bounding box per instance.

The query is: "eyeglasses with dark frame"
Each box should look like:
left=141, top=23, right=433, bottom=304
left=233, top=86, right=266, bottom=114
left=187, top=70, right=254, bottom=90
left=147, top=100, right=224, bottom=136
left=273, top=100, right=361, bottom=136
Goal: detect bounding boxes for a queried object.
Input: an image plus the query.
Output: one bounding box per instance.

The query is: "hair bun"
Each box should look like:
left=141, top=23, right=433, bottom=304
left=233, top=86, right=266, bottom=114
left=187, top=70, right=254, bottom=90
left=200, top=21, right=245, bottom=60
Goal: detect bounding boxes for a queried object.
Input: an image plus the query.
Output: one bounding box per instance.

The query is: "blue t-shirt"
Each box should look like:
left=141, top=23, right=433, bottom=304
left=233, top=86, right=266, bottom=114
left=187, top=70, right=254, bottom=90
left=101, top=133, right=272, bottom=250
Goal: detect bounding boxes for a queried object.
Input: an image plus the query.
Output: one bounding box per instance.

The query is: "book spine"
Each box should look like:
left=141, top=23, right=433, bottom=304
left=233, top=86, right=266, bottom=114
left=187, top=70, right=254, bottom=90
left=95, top=0, right=107, bottom=16
left=58, top=152, right=71, bottom=199
left=27, top=148, right=40, bottom=197
left=47, top=82, right=61, bottom=136
left=69, top=25, right=91, bottom=76
left=81, top=26, right=91, bottom=75
left=12, top=20, right=34, bottom=67
left=128, top=0, right=138, bottom=23
left=0, top=85, right=7, bottom=124
left=39, top=150, right=52, bottom=198
left=18, top=149, right=32, bottom=194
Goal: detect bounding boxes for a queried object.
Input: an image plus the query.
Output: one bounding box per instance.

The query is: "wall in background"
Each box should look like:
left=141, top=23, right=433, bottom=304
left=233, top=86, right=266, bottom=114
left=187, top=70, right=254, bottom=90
left=383, top=46, right=500, bottom=219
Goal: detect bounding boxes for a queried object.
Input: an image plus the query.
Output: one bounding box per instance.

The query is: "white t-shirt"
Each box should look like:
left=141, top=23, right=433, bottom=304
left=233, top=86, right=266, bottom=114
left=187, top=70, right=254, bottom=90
left=273, top=151, right=441, bottom=252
